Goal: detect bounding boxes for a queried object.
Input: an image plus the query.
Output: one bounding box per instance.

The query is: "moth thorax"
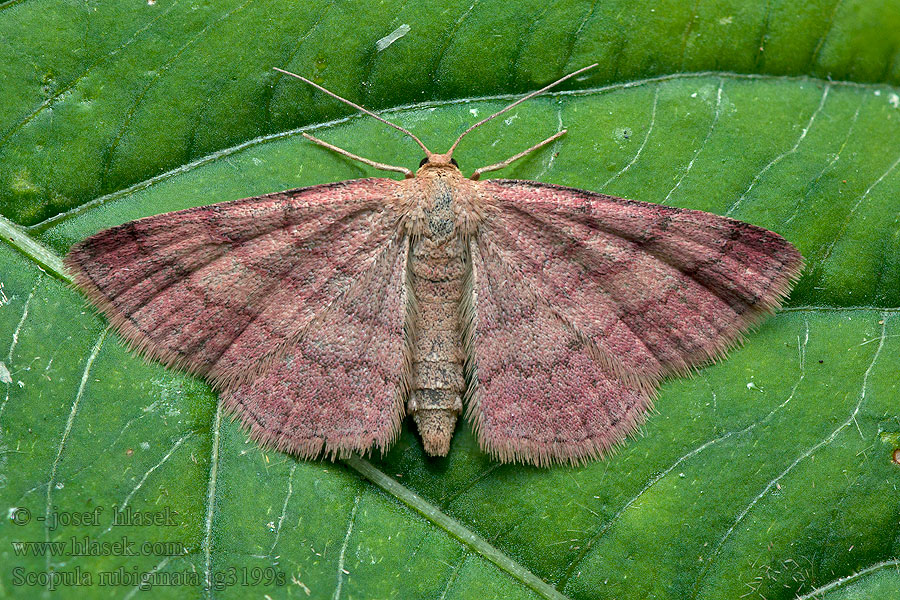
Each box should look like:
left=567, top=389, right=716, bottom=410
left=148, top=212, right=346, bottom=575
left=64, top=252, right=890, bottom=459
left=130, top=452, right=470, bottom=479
left=423, top=178, right=457, bottom=240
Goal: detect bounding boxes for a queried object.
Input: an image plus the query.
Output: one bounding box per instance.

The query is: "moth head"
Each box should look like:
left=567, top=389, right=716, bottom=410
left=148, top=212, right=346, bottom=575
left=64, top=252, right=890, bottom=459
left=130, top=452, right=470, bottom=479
left=418, top=153, right=460, bottom=172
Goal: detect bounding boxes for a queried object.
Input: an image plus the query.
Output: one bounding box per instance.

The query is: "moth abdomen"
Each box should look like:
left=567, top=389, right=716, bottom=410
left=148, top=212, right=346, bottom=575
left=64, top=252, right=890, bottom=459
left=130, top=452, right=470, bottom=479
left=405, top=180, right=468, bottom=457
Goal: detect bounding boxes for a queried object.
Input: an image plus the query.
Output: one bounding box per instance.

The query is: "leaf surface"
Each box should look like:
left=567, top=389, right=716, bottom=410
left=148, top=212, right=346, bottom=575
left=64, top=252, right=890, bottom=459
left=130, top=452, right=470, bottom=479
left=2, top=2, right=899, bottom=599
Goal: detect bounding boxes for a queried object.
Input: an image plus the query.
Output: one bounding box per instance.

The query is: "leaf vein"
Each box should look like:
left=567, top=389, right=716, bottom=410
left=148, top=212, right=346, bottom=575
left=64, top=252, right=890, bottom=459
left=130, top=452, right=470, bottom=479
left=333, top=491, right=361, bottom=600
left=123, top=556, right=174, bottom=600
left=603, top=83, right=661, bottom=189
left=726, top=83, right=831, bottom=216
left=1, top=276, right=39, bottom=426
left=269, top=461, right=298, bottom=557
left=98, top=0, right=257, bottom=193
left=345, top=456, right=569, bottom=600
left=690, top=313, right=891, bottom=598
left=432, top=0, right=482, bottom=82
left=0, top=0, right=180, bottom=151
left=44, top=329, right=107, bottom=574
left=100, top=431, right=193, bottom=536
left=783, top=103, right=861, bottom=226
left=809, top=0, right=844, bottom=70
left=438, top=552, right=469, bottom=600
left=26, top=71, right=894, bottom=234
left=559, top=320, right=810, bottom=587
left=818, top=149, right=900, bottom=267
left=202, top=401, right=223, bottom=597
left=794, top=558, right=900, bottom=600
left=663, top=77, right=724, bottom=203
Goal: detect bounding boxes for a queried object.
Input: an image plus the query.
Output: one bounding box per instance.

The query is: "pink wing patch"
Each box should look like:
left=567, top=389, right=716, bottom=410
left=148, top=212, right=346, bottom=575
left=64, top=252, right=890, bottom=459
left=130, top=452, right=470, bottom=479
left=469, top=180, right=803, bottom=464
left=65, top=178, right=410, bottom=459
left=65, top=179, right=403, bottom=389
left=467, top=240, right=652, bottom=466
left=477, top=180, right=803, bottom=380
left=221, top=239, right=410, bottom=458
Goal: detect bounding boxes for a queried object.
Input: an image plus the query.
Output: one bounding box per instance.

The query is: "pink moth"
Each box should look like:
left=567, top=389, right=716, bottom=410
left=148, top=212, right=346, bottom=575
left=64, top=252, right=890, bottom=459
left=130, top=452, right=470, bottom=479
left=65, top=65, right=803, bottom=466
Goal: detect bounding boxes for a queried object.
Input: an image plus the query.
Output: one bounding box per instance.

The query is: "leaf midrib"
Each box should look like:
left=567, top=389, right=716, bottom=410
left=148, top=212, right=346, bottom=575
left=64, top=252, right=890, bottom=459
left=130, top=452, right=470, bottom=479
left=21, top=70, right=900, bottom=236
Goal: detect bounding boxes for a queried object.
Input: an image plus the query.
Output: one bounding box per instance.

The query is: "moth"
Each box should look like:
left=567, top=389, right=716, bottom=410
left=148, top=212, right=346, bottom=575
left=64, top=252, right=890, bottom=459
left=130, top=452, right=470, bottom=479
left=65, top=65, right=803, bottom=466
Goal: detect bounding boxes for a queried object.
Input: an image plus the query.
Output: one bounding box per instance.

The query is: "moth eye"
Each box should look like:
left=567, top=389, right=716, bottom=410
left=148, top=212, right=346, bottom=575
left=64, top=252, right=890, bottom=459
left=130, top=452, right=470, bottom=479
left=450, top=158, right=459, bottom=167
left=419, top=157, right=429, bottom=167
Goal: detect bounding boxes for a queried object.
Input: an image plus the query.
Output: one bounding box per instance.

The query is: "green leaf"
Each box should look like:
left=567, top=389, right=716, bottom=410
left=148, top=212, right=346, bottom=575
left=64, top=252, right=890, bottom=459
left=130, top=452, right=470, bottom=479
left=2, top=1, right=899, bottom=599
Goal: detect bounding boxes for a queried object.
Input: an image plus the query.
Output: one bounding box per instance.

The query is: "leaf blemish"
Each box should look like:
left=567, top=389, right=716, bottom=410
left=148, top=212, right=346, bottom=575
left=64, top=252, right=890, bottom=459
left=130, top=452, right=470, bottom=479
left=375, top=24, right=410, bottom=52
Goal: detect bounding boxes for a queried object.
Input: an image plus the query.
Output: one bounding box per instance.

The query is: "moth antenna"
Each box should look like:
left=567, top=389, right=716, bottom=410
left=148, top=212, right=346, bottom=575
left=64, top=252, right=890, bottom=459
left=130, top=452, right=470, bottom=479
left=470, top=130, right=567, bottom=180
left=447, top=63, right=598, bottom=156
left=274, top=67, right=433, bottom=157
left=302, top=133, right=414, bottom=178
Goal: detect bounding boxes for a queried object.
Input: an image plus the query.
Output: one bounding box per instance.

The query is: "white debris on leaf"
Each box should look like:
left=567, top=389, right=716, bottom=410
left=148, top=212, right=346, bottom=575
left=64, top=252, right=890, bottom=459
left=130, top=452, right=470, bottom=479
left=375, top=24, right=410, bottom=52
left=0, top=362, right=11, bottom=384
